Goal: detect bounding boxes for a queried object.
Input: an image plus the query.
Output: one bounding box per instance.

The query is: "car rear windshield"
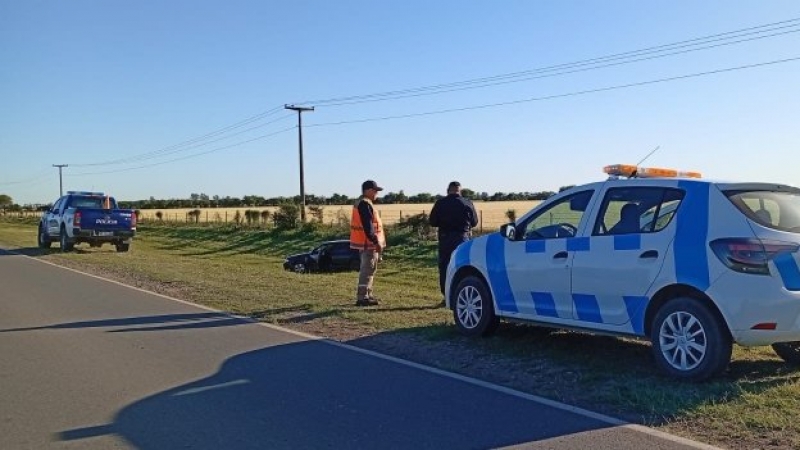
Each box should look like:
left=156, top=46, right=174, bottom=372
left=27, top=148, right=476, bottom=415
left=69, top=196, right=117, bottom=209
left=725, top=190, right=800, bottom=233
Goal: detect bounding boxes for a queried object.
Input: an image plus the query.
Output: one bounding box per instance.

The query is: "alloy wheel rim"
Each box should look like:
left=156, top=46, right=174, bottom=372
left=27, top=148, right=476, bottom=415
left=659, top=311, right=707, bottom=371
left=456, top=285, right=483, bottom=329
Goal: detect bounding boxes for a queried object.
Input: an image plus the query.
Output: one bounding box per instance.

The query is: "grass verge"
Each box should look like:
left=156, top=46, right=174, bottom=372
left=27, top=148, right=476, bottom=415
left=2, top=218, right=799, bottom=449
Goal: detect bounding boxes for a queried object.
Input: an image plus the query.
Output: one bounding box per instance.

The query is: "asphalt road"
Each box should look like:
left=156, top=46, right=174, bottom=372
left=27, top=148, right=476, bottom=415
left=0, top=247, right=722, bottom=450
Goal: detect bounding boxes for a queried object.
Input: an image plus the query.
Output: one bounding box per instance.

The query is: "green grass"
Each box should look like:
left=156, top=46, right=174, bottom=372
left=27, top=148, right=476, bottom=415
left=3, top=218, right=800, bottom=449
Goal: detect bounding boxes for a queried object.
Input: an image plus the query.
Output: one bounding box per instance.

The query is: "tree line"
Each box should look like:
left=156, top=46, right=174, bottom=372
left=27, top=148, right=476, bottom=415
left=1, top=186, right=576, bottom=211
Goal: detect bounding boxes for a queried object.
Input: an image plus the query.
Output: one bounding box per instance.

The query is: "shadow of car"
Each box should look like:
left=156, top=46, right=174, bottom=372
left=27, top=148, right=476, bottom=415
left=283, top=240, right=360, bottom=274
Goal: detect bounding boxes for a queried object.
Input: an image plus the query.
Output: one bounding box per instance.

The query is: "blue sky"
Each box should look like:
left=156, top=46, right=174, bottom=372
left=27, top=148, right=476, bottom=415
left=2, top=1, right=799, bottom=205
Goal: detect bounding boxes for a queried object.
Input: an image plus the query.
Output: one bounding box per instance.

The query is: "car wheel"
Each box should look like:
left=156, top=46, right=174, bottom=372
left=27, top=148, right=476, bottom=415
left=38, top=225, right=52, bottom=249
left=453, top=275, right=499, bottom=337
left=293, top=262, right=307, bottom=274
left=59, top=227, right=74, bottom=252
left=772, top=342, right=800, bottom=365
left=116, top=243, right=130, bottom=253
left=651, top=297, right=731, bottom=381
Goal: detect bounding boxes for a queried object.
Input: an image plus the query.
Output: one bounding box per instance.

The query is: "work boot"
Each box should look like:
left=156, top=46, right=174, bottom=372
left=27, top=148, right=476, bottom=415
left=355, top=298, right=379, bottom=307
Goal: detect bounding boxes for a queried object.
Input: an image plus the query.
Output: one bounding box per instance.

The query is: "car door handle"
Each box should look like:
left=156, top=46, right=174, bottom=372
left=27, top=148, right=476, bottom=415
left=553, top=251, right=569, bottom=259
left=639, top=250, right=659, bottom=259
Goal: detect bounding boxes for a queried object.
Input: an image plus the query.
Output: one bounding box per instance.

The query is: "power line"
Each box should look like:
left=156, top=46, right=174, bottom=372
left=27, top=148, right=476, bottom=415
left=307, top=56, right=800, bottom=128
left=311, top=28, right=800, bottom=108
left=69, top=105, right=287, bottom=167
left=293, top=18, right=800, bottom=107
left=0, top=170, right=51, bottom=186
left=69, top=126, right=297, bottom=177
left=71, top=112, right=294, bottom=167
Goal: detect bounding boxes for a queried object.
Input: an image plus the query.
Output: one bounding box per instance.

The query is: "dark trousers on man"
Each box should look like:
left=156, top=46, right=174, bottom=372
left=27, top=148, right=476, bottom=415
left=438, top=232, right=469, bottom=296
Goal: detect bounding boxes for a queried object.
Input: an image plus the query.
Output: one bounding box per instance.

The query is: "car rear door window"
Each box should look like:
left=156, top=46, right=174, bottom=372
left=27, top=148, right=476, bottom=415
left=593, top=187, right=685, bottom=236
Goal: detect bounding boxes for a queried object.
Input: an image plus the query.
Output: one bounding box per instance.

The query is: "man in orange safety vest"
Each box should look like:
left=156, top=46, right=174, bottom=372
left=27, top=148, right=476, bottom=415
left=350, top=180, right=386, bottom=306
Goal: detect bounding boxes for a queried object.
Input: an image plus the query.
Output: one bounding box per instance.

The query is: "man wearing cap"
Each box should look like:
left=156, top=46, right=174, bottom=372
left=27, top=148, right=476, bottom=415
left=429, top=181, right=478, bottom=302
left=350, top=180, right=387, bottom=306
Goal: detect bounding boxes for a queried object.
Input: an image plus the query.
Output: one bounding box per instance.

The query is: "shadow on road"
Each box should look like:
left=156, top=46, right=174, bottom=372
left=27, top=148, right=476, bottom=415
left=0, top=312, right=248, bottom=333
left=54, top=340, right=618, bottom=450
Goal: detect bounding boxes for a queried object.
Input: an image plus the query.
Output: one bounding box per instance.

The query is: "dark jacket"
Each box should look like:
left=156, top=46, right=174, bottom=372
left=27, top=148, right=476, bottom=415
left=357, top=199, right=380, bottom=246
left=429, top=194, right=478, bottom=235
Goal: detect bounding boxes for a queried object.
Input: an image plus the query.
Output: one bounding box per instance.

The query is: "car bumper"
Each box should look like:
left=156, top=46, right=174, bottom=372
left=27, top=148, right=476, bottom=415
left=73, top=228, right=136, bottom=241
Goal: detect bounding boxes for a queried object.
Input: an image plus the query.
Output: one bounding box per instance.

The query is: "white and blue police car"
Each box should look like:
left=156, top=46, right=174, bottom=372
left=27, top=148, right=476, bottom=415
left=445, top=164, right=800, bottom=380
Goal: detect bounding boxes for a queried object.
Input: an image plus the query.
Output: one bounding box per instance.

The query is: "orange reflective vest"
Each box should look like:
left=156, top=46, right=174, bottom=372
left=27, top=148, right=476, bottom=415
left=350, top=198, right=385, bottom=251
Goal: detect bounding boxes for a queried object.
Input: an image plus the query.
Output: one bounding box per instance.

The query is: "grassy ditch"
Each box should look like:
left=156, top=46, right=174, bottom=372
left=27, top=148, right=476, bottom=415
left=2, top=217, right=800, bottom=449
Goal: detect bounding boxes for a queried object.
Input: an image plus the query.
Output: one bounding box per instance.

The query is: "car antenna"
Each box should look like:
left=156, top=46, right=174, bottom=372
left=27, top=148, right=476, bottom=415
left=636, top=145, right=661, bottom=166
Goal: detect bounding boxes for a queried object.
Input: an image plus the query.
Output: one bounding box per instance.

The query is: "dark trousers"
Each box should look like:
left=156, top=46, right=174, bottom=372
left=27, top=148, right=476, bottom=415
left=438, top=232, right=469, bottom=295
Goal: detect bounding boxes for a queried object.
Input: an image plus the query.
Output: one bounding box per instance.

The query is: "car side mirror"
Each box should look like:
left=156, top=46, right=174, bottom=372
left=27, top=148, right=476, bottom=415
left=500, top=223, right=517, bottom=241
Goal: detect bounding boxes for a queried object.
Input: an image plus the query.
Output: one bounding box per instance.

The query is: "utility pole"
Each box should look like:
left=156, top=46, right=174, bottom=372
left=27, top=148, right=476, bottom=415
left=284, top=104, right=314, bottom=222
left=52, top=164, right=68, bottom=197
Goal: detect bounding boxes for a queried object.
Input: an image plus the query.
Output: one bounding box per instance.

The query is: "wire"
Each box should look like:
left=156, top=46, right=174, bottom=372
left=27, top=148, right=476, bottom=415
left=69, top=105, right=287, bottom=167
left=0, top=170, right=51, bottom=186
left=307, top=56, right=800, bottom=128
left=312, top=28, right=800, bottom=108
left=293, top=18, right=800, bottom=107
left=69, top=126, right=297, bottom=177
left=72, top=113, right=294, bottom=167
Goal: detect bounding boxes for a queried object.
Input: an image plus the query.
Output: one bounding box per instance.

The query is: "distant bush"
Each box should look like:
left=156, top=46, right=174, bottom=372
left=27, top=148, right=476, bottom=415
left=187, top=209, right=201, bottom=223
left=308, top=205, right=324, bottom=223
left=396, top=212, right=434, bottom=242
left=273, top=204, right=299, bottom=229
left=260, top=210, right=271, bottom=224
left=155, top=211, right=163, bottom=221
left=233, top=210, right=242, bottom=225
left=505, top=209, right=516, bottom=222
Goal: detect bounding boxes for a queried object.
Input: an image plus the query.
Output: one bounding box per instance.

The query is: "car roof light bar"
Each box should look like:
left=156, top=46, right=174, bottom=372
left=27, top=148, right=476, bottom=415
left=603, top=164, right=701, bottom=179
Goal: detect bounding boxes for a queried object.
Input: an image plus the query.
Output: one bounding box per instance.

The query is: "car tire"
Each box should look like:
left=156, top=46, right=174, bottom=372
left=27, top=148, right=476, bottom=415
left=38, top=225, right=52, bottom=249
left=651, top=297, right=731, bottom=381
left=59, top=227, right=74, bottom=252
left=116, top=243, right=130, bottom=253
left=452, top=275, right=499, bottom=337
left=292, top=262, right=307, bottom=274
left=771, top=342, right=800, bottom=365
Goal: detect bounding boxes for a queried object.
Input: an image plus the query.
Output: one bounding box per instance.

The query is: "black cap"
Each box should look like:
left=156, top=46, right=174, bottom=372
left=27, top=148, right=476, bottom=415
left=362, top=180, right=384, bottom=192
left=447, top=181, right=461, bottom=190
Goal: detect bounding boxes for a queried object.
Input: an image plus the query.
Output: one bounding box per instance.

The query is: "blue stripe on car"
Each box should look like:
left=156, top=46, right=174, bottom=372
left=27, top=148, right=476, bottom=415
left=614, top=234, right=641, bottom=250
left=454, top=239, right=474, bottom=268
left=774, top=253, right=800, bottom=291
left=675, top=181, right=710, bottom=290
left=486, top=233, right=518, bottom=313
left=623, top=295, right=648, bottom=335
left=525, top=240, right=546, bottom=253
left=531, top=292, right=559, bottom=317
left=572, top=293, right=603, bottom=323
left=567, top=237, right=590, bottom=252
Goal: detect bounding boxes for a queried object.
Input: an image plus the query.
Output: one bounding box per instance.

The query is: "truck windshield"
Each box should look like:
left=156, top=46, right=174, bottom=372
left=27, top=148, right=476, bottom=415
left=725, top=190, right=800, bottom=233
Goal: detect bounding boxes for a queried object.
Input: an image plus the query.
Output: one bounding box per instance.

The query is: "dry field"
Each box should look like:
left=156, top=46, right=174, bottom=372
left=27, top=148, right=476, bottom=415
left=136, top=201, right=543, bottom=231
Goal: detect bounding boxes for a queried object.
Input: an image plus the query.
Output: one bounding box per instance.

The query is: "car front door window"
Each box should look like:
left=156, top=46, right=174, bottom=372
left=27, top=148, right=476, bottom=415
left=521, top=191, right=593, bottom=240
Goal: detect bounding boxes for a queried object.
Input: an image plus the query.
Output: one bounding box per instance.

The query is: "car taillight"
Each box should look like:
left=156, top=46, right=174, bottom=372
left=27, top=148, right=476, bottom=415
left=74, top=211, right=82, bottom=227
left=131, top=213, right=137, bottom=228
left=710, top=238, right=799, bottom=275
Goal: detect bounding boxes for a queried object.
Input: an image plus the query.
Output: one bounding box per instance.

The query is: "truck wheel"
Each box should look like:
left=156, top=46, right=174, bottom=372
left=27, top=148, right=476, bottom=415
left=651, top=297, right=731, bottom=381
left=38, top=225, right=52, bottom=249
left=772, top=342, right=800, bottom=365
left=59, top=227, right=74, bottom=252
left=453, top=275, right=499, bottom=337
left=115, top=243, right=130, bottom=253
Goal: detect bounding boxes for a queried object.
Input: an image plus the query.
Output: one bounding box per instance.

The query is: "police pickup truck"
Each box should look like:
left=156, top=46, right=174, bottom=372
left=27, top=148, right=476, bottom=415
left=38, top=191, right=136, bottom=252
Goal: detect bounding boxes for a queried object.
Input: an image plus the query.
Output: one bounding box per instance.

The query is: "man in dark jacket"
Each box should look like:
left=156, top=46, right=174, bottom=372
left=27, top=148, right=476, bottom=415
left=429, top=181, right=478, bottom=301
